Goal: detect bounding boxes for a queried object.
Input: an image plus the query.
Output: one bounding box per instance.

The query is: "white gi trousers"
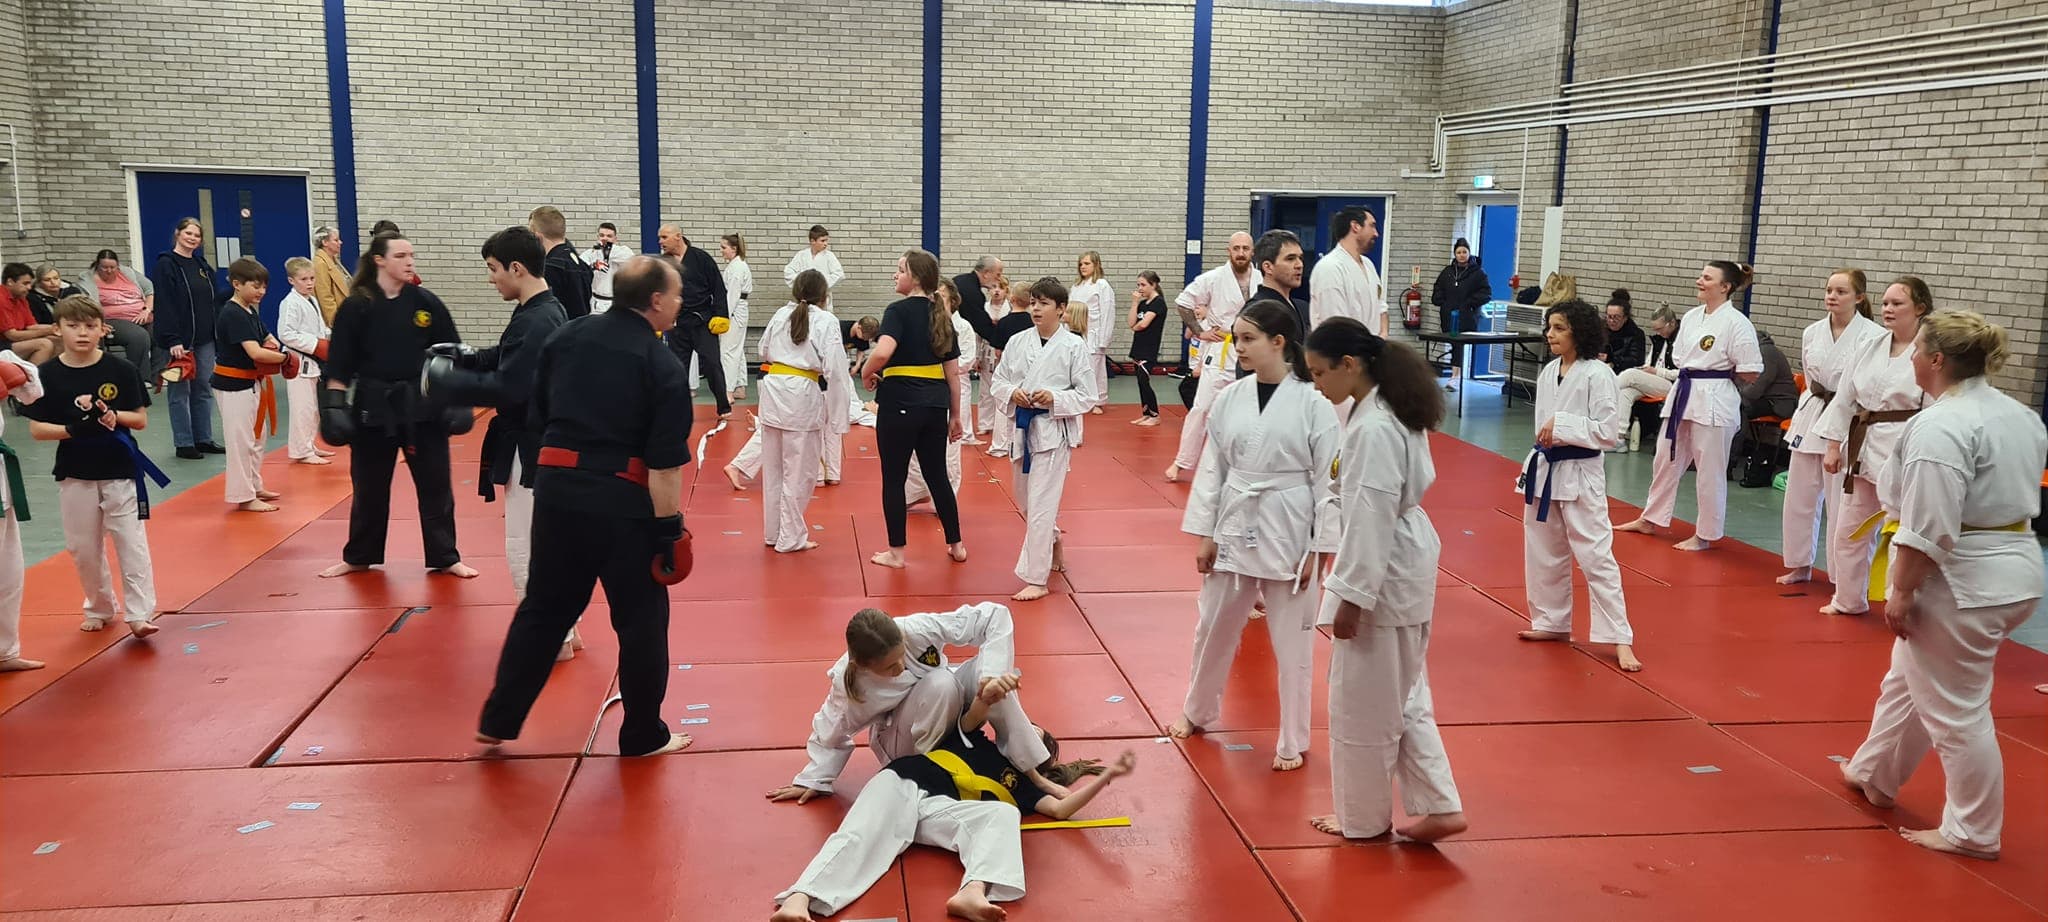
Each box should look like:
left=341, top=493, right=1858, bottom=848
left=977, top=353, right=1001, bottom=434
left=286, top=374, right=320, bottom=461
left=1615, top=368, right=1673, bottom=405
left=59, top=479, right=155, bottom=625
left=505, top=456, right=533, bottom=600
left=821, top=429, right=844, bottom=483
left=214, top=387, right=266, bottom=504
left=1780, top=450, right=1840, bottom=571
left=719, top=325, right=748, bottom=397
left=762, top=425, right=822, bottom=552
left=775, top=770, right=1025, bottom=916
left=1828, top=475, right=1883, bottom=613
left=1092, top=350, right=1109, bottom=410
left=1524, top=496, right=1634, bottom=645
left=1329, top=622, right=1462, bottom=838
left=735, top=429, right=827, bottom=484
left=870, top=656, right=1051, bottom=771
left=0, top=475, right=23, bottom=662
left=1640, top=419, right=1736, bottom=540
left=1184, top=572, right=1315, bottom=760
left=1845, top=575, right=2033, bottom=854
left=905, top=439, right=963, bottom=506
left=1011, top=441, right=1071, bottom=586
left=1171, top=369, right=1230, bottom=471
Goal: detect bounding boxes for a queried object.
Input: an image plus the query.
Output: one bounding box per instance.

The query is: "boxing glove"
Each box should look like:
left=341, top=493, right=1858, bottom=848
left=0, top=358, right=27, bottom=400
left=707, top=316, right=731, bottom=336
left=281, top=352, right=302, bottom=380
left=651, top=514, right=692, bottom=585
left=421, top=353, right=502, bottom=407
left=425, top=342, right=481, bottom=369
left=318, top=387, right=356, bottom=447
left=443, top=406, right=476, bottom=436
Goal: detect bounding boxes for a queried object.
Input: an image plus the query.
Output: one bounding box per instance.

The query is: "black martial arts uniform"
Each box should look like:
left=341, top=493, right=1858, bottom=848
left=543, top=242, right=593, bottom=319
left=433, top=290, right=569, bottom=500
left=478, top=306, right=695, bottom=756
left=667, top=241, right=730, bottom=414
left=950, top=271, right=1000, bottom=347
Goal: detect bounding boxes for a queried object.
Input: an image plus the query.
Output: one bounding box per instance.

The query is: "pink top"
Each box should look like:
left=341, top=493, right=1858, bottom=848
left=95, top=273, right=146, bottom=321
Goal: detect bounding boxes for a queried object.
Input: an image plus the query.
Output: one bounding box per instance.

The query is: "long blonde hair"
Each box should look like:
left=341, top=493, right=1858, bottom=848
left=841, top=609, right=903, bottom=704
left=1073, top=250, right=1104, bottom=286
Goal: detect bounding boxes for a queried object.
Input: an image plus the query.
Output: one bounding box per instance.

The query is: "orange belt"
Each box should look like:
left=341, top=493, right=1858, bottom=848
left=537, top=446, right=649, bottom=486
left=212, top=365, right=279, bottom=441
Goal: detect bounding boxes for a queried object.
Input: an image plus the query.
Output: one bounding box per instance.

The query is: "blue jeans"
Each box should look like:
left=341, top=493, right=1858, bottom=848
left=167, top=340, right=217, bottom=447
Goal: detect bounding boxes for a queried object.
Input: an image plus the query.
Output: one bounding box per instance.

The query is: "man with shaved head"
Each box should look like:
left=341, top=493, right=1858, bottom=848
left=1163, top=232, right=1260, bottom=483
left=656, top=224, right=730, bottom=417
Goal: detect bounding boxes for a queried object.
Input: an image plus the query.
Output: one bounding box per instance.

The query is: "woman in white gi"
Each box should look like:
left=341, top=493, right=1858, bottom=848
left=1304, top=316, right=1466, bottom=842
left=757, top=270, right=845, bottom=553
left=1617, top=261, right=1763, bottom=550
left=905, top=281, right=968, bottom=510
left=1840, top=311, right=2044, bottom=861
left=1776, top=269, right=1882, bottom=586
left=991, top=277, right=1098, bottom=602
left=0, top=350, right=45, bottom=672
left=1518, top=300, right=1640, bottom=672
left=767, top=603, right=1052, bottom=805
left=770, top=674, right=1136, bottom=922
left=276, top=257, right=334, bottom=466
left=1072, top=251, right=1114, bottom=415
left=1811, top=277, right=1931, bottom=615
left=720, top=234, right=753, bottom=403
left=1165, top=300, right=1339, bottom=772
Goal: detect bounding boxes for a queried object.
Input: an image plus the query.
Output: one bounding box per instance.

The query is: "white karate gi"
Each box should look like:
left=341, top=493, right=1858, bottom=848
left=212, top=304, right=270, bottom=506
left=793, top=602, right=1052, bottom=793
left=784, top=247, right=846, bottom=308
left=1780, top=313, right=1884, bottom=571
left=1073, top=277, right=1115, bottom=407
left=1322, top=392, right=1462, bottom=838
left=1181, top=375, right=1339, bottom=760
left=581, top=241, right=632, bottom=313
left=1521, top=359, right=1632, bottom=644
left=1170, top=263, right=1261, bottom=472
left=0, top=353, right=42, bottom=663
left=977, top=301, right=1008, bottom=436
left=60, top=477, right=156, bottom=627
left=1845, top=377, right=2045, bottom=854
left=991, top=326, right=1097, bottom=587
left=1308, top=245, right=1386, bottom=336
left=1638, top=303, right=1763, bottom=541
left=757, top=302, right=847, bottom=552
left=720, top=257, right=753, bottom=397
left=276, top=289, right=329, bottom=462
left=776, top=767, right=1026, bottom=916
left=1812, top=332, right=1924, bottom=612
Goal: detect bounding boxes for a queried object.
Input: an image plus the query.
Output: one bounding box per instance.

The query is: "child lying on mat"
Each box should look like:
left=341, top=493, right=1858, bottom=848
left=771, top=675, right=1137, bottom=922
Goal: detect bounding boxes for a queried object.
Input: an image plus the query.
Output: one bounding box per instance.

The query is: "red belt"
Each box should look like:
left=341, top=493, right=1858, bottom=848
left=537, top=446, right=649, bottom=486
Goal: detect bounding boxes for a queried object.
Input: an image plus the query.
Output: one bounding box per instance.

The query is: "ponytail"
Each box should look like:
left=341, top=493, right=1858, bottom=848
left=1239, top=300, right=1310, bottom=382
left=1706, top=259, right=1754, bottom=296
left=352, top=231, right=406, bottom=299
left=1306, top=317, right=1444, bottom=432
left=902, top=249, right=953, bottom=355
left=1830, top=268, right=1873, bottom=319
left=841, top=608, right=903, bottom=705
left=1033, top=729, right=1107, bottom=786
left=789, top=269, right=829, bottom=346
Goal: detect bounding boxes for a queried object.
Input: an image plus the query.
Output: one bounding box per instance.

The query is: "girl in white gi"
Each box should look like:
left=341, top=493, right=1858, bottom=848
left=276, top=258, right=334, bottom=465
left=1617, top=261, right=1764, bottom=551
left=767, top=604, right=1053, bottom=805
left=0, top=350, right=45, bottom=671
left=1518, top=300, right=1641, bottom=672
left=724, top=316, right=868, bottom=491
left=1304, top=316, right=1466, bottom=842
left=757, top=270, right=846, bottom=553
left=1811, top=277, right=1931, bottom=616
left=720, top=234, right=753, bottom=403
left=1072, top=251, right=1114, bottom=415
left=1166, top=300, right=1339, bottom=772
left=905, top=280, right=967, bottom=510
left=1840, top=311, right=2044, bottom=862
left=770, top=676, right=1136, bottom=922
left=1776, top=269, right=1882, bottom=586
left=991, top=277, right=1098, bottom=602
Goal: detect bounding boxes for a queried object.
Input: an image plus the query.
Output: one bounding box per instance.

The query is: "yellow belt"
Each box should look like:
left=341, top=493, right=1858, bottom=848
left=1850, top=515, right=2028, bottom=601
left=763, top=362, right=821, bottom=382
left=924, top=749, right=1015, bottom=805
left=883, top=363, right=945, bottom=380
left=1021, top=816, right=1132, bottom=831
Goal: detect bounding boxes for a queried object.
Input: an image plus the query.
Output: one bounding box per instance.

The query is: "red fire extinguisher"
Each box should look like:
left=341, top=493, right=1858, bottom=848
left=1402, top=265, right=1423, bottom=330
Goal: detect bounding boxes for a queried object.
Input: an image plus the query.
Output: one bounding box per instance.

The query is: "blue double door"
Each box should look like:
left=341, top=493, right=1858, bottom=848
left=133, top=171, right=311, bottom=332
left=1249, top=193, right=1388, bottom=283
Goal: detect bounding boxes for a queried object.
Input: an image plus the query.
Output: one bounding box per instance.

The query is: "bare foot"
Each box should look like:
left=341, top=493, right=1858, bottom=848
left=1133, top=415, right=1159, bottom=427
left=1166, top=716, right=1200, bottom=739
left=79, top=617, right=108, bottom=633
left=256, top=489, right=282, bottom=500
left=1615, top=517, right=1659, bottom=535
left=293, top=455, right=332, bottom=465
left=1776, top=567, right=1812, bottom=585
left=2037, top=684, right=2048, bottom=695
left=1162, top=464, right=1182, bottom=483
left=949, top=543, right=969, bottom=563
left=556, top=628, right=584, bottom=663
left=1396, top=812, right=1469, bottom=842
left=475, top=732, right=503, bottom=746
left=1012, top=584, right=1050, bottom=602
left=1840, top=764, right=1894, bottom=808
left=1273, top=754, right=1304, bottom=772
left=1518, top=630, right=1569, bottom=642
left=315, top=447, right=336, bottom=458
left=724, top=464, right=747, bottom=491
left=871, top=549, right=907, bottom=569
left=1050, top=539, right=1065, bottom=573
left=1309, top=814, right=1345, bottom=837
left=435, top=562, right=481, bottom=579
left=1673, top=536, right=1714, bottom=552
left=771, top=894, right=816, bottom=922
left=1899, top=827, right=1997, bottom=860
left=0, top=657, right=47, bottom=672
left=317, top=562, right=371, bottom=579
left=945, top=882, right=1007, bottom=922
left=637, top=733, right=694, bottom=756
left=1820, top=603, right=1865, bottom=617
left=236, top=500, right=279, bottom=513
left=127, top=619, right=160, bottom=638
left=1249, top=600, right=1266, bottom=621
left=1088, top=407, right=1104, bottom=415
left=1616, top=644, right=1643, bottom=672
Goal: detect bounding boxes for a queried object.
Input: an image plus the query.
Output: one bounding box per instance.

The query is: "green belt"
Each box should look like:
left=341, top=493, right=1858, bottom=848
left=0, top=436, right=27, bottom=521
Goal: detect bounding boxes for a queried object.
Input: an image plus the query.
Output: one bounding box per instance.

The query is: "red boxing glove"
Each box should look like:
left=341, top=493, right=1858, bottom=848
left=161, top=352, right=195, bottom=384
left=313, top=338, right=330, bottom=362
left=281, top=353, right=302, bottom=379
left=0, top=359, right=27, bottom=400
left=651, top=515, right=692, bottom=585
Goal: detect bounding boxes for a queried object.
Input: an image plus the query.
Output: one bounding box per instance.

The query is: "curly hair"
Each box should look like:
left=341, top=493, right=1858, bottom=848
left=1545, top=299, right=1607, bottom=362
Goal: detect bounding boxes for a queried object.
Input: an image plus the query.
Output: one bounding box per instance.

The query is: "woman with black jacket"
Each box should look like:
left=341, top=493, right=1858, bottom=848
left=150, top=217, right=225, bottom=459
left=1431, top=239, right=1489, bottom=384
left=1602, top=290, right=1647, bottom=373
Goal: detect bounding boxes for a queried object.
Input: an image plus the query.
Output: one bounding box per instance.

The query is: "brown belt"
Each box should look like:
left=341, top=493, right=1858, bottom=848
left=1842, top=407, right=1918, bottom=491
left=1807, top=381, right=1834, bottom=402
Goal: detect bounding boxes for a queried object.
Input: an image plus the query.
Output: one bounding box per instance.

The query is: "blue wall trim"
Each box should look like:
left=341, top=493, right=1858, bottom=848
left=1182, top=0, right=1213, bottom=285
left=1741, top=0, right=1783, bottom=313
left=635, top=0, right=661, bottom=252
left=321, top=0, right=358, bottom=253
left=922, top=0, right=943, bottom=254
left=1552, top=0, right=1578, bottom=207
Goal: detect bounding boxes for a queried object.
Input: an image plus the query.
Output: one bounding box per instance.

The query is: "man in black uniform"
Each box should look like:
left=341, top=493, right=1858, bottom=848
left=529, top=206, right=593, bottom=319
left=656, top=223, right=730, bottom=418
left=1251, top=229, right=1310, bottom=340
left=476, top=254, right=694, bottom=758
left=316, top=231, right=478, bottom=579
left=949, top=255, right=1005, bottom=347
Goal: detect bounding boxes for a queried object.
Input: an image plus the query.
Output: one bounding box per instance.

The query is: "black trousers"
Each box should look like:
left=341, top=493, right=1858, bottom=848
left=479, top=499, right=671, bottom=755
left=669, top=320, right=730, bottom=415
left=345, top=420, right=460, bottom=569
left=876, top=403, right=961, bottom=548
left=1131, top=360, right=1158, bottom=416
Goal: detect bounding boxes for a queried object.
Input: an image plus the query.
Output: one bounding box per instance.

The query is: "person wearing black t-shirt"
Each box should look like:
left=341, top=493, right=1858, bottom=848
left=1128, top=270, right=1168, bottom=424
left=210, top=258, right=289, bottom=513
left=1252, top=229, right=1311, bottom=348
left=316, top=232, right=477, bottom=580
left=861, top=249, right=967, bottom=569
left=529, top=206, right=592, bottom=319
left=656, top=224, right=731, bottom=417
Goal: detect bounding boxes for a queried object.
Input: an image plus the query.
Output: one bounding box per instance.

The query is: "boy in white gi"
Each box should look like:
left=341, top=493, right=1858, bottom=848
left=989, top=277, right=1098, bottom=602
left=209, top=258, right=289, bottom=513
left=0, top=350, right=45, bottom=670
left=277, top=257, right=336, bottom=465
left=1517, top=300, right=1640, bottom=672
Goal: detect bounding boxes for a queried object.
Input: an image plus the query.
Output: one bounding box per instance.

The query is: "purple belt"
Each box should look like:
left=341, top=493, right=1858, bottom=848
left=1666, top=368, right=1735, bottom=458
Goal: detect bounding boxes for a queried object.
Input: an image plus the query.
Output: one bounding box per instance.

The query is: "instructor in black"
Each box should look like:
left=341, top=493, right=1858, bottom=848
left=476, top=254, right=695, bottom=758
left=656, top=224, right=731, bottom=418
left=950, top=255, right=1005, bottom=347
left=317, top=231, right=478, bottom=580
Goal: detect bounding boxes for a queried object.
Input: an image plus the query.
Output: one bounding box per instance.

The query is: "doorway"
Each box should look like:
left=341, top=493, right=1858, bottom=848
left=1474, top=203, right=1519, bottom=302
left=129, top=169, right=312, bottom=331
left=1249, top=192, right=1390, bottom=283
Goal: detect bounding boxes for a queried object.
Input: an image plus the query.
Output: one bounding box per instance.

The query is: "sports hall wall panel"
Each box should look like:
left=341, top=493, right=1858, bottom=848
left=0, top=0, right=46, bottom=267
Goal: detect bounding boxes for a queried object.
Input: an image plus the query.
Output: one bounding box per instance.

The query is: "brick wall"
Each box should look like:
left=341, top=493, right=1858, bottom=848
left=0, top=0, right=42, bottom=266
left=1574, top=0, right=1766, bottom=82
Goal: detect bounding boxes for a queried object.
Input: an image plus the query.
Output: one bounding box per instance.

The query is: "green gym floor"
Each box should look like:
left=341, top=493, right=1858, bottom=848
left=10, top=371, right=2046, bottom=653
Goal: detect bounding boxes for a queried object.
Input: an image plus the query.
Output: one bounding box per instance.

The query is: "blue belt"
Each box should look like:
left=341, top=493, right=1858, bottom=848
left=1522, top=443, right=1602, bottom=523
left=1664, top=368, right=1735, bottom=459
left=103, top=429, right=171, bottom=520
left=1013, top=406, right=1048, bottom=472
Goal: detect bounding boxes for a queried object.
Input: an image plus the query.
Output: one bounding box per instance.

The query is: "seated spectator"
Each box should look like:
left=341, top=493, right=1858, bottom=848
left=1, top=263, right=58, bottom=364
left=26, top=263, right=82, bottom=326
left=1742, top=329, right=1798, bottom=421
left=1602, top=289, right=1646, bottom=373
left=77, top=249, right=159, bottom=385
